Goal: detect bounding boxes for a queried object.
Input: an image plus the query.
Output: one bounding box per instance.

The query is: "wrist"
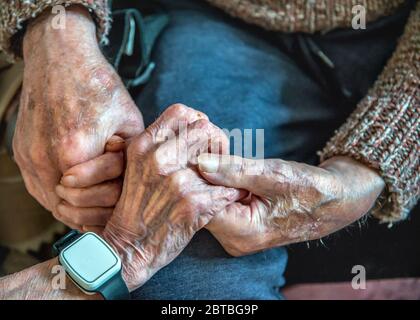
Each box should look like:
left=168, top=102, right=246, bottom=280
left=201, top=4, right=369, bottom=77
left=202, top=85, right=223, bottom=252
left=23, top=5, right=100, bottom=61
left=320, top=156, right=385, bottom=192
left=102, top=220, right=151, bottom=292
left=319, top=156, right=385, bottom=218
left=47, top=258, right=102, bottom=300
left=0, top=258, right=100, bottom=300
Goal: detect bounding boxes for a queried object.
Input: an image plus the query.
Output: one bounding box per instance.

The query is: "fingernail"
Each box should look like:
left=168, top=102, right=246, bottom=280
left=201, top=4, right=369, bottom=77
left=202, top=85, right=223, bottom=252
left=61, top=175, right=77, bottom=187
left=198, top=154, right=219, bottom=173
left=106, top=136, right=125, bottom=152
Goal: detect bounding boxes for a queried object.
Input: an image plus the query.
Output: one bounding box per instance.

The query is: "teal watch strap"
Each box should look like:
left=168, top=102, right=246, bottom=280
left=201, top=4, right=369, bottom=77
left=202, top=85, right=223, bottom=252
left=97, top=270, right=130, bottom=300
left=53, top=229, right=82, bottom=255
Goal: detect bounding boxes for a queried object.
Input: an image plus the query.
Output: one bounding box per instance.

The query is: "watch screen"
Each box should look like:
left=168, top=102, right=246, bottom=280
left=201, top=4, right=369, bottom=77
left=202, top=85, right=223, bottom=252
left=62, top=233, right=118, bottom=284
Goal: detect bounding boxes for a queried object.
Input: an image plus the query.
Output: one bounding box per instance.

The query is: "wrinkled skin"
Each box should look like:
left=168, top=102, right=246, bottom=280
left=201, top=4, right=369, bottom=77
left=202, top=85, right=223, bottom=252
left=197, top=154, right=385, bottom=256
left=101, top=104, right=242, bottom=290
left=14, top=6, right=143, bottom=229
left=61, top=103, right=385, bottom=260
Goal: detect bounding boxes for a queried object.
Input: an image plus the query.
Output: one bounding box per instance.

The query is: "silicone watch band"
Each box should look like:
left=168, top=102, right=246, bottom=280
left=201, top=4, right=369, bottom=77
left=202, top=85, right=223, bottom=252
left=97, top=270, right=130, bottom=300
left=53, top=230, right=130, bottom=300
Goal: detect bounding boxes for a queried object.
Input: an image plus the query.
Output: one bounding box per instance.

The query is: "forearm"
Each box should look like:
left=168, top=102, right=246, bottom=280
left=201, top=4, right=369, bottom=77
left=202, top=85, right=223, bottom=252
left=0, top=258, right=100, bottom=300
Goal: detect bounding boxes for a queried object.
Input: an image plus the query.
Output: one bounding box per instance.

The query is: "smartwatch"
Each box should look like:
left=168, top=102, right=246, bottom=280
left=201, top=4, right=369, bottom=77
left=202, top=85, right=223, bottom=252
left=53, top=230, right=130, bottom=300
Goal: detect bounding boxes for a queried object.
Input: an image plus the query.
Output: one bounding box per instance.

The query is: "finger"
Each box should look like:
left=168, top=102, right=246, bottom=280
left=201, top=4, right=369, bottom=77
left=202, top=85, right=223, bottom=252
left=133, top=104, right=209, bottom=156
left=55, top=180, right=122, bottom=207
left=192, top=185, right=246, bottom=214
left=206, top=201, right=252, bottom=232
left=150, top=103, right=209, bottom=136
left=168, top=185, right=243, bottom=229
left=56, top=201, right=112, bottom=226
left=186, top=119, right=230, bottom=164
left=60, top=151, right=124, bottom=188
left=156, top=119, right=228, bottom=171
left=105, top=135, right=125, bottom=152
left=197, top=154, right=268, bottom=195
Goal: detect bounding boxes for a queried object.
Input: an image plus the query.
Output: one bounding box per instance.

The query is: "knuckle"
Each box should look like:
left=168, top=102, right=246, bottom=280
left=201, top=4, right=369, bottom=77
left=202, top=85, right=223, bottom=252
left=67, top=189, right=84, bottom=207
left=152, top=148, right=166, bottom=169
left=167, top=103, right=188, bottom=116
left=168, top=171, right=188, bottom=194
left=190, top=118, right=211, bottom=130
left=166, top=103, right=209, bottom=121
left=55, top=204, right=68, bottom=221
left=212, top=187, right=235, bottom=203
left=224, top=240, right=250, bottom=257
left=105, top=153, right=124, bottom=176
left=127, top=136, right=149, bottom=159
left=88, top=65, right=119, bottom=95
left=72, top=210, right=84, bottom=226
left=52, top=210, right=63, bottom=221
left=108, top=183, right=122, bottom=203
left=226, top=247, right=246, bottom=257
left=59, top=133, right=89, bottom=167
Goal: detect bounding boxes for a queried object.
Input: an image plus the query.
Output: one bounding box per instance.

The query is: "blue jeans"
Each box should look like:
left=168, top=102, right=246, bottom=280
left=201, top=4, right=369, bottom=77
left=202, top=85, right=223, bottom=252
left=129, top=0, right=413, bottom=299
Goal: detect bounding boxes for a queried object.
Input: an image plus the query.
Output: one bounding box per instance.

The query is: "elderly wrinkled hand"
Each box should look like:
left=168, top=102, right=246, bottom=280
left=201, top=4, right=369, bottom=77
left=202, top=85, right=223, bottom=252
left=13, top=7, right=143, bottom=229
left=96, top=104, right=242, bottom=290
left=198, top=154, right=385, bottom=257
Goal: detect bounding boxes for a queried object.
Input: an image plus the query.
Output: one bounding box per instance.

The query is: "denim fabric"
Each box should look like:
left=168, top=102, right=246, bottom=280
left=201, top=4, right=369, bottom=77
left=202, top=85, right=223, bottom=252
left=128, top=0, right=412, bottom=299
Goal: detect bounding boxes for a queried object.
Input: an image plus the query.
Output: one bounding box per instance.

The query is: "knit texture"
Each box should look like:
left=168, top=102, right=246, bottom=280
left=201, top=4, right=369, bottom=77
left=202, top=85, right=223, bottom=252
left=0, top=0, right=111, bottom=61
left=206, top=0, right=406, bottom=33
left=0, top=0, right=418, bottom=222
left=320, top=3, right=420, bottom=223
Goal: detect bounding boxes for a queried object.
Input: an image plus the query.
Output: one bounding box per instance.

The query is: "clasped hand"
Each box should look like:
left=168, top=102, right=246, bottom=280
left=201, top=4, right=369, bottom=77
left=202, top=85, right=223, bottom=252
left=52, top=104, right=383, bottom=291
left=14, top=6, right=384, bottom=291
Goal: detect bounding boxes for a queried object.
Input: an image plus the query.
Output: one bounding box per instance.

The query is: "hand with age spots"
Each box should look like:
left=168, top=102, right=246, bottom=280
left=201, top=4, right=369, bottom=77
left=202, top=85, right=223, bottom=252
left=13, top=6, right=143, bottom=229
left=197, top=154, right=385, bottom=257
left=98, top=104, right=243, bottom=290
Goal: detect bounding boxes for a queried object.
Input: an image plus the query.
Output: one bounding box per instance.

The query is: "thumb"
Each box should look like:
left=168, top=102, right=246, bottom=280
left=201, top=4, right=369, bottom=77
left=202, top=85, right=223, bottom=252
left=105, top=135, right=125, bottom=152
left=197, top=153, right=266, bottom=195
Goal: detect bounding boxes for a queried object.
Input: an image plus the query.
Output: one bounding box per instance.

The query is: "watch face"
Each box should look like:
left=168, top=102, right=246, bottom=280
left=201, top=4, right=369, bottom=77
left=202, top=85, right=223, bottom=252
left=60, top=232, right=121, bottom=292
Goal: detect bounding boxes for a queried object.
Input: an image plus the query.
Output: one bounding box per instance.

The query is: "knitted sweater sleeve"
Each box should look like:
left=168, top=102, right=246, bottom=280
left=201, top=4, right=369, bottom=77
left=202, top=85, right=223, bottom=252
left=0, top=0, right=111, bottom=61
left=320, top=3, right=420, bottom=223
